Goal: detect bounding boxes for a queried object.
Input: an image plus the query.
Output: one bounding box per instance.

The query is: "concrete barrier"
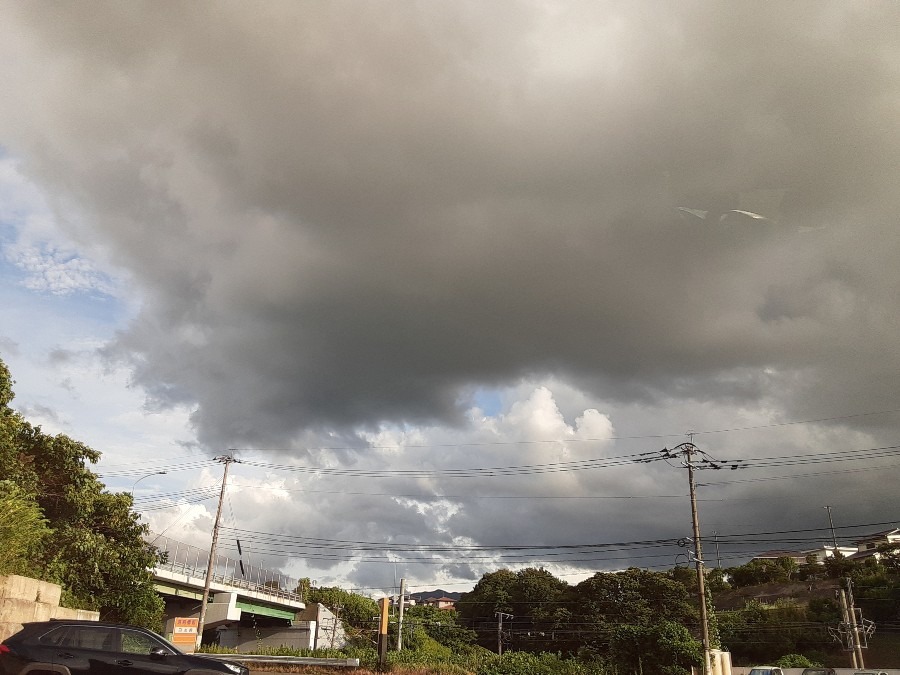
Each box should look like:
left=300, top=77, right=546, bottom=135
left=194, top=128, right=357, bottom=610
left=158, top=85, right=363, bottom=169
left=0, top=575, right=99, bottom=641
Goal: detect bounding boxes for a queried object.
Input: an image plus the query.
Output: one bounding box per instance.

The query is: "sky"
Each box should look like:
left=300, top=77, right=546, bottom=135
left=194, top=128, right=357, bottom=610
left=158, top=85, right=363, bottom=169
left=1, top=1, right=900, bottom=597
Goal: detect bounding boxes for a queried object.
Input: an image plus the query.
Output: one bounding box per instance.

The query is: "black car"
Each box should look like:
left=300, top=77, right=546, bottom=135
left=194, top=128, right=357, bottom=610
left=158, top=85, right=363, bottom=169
left=0, top=620, right=248, bottom=675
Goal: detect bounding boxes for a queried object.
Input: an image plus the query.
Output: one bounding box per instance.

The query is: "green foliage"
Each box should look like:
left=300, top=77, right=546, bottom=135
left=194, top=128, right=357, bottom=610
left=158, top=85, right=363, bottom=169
left=775, top=556, right=799, bottom=580
left=572, top=568, right=702, bottom=673
left=806, top=597, right=841, bottom=623
left=400, top=605, right=477, bottom=651
left=848, top=559, right=900, bottom=627
left=0, top=480, right=49, bottom=576
left=797, top=555, right=826, bottom=582
left=822, top=553, right=856, bottom=579
left=457, top=568, right=569, bottom=653
left=0, top=356, right=164, bottom=628
left=457, top=569, right=518, bottom=619
left=607, top=621, right=702, bottom=675
left=718, top=600, right=831, bottom=665
left=575, top=568, right=698, bottom=627
left=877, top=542, right=900, bottom=571
left=294, top=576, right=312, bottom=599
left=306, top=585, right=380, bottom=630
left=0, top=359, right=13, bottom=408
left=473, top=650, right=607, bottom=675
left=776, top=653, right=822, bottom=668
left=725, top=559, right=796, bottom=588
left=706, top=567, right=730, bottom=592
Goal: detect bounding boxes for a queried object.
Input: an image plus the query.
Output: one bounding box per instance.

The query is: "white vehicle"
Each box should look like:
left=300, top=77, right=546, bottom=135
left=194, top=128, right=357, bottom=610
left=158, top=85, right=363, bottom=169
left=748, top=668, right=784, bottom=675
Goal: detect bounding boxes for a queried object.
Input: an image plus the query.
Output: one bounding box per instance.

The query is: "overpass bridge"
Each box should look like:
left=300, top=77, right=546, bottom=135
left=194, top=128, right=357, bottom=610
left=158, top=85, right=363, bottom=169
left=148, top=533, right=305, bottom=632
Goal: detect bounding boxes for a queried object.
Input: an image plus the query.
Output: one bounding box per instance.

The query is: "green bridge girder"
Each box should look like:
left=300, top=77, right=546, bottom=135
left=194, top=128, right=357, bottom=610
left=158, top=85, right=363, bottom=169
left=234, top=601, right=296, bottom=620
left=154, top=583, right=297, bottom=620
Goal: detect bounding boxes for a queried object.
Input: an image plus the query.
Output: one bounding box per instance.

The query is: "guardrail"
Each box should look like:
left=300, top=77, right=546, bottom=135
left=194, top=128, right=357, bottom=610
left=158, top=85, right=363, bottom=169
left=148, top=533, right=303, bottom=604
left=201, top=654, right=360, bottom=668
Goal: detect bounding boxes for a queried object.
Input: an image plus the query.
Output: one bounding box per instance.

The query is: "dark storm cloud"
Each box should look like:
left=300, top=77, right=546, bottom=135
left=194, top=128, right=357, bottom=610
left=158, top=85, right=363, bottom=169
left=1, top=1, right=899, bottom=452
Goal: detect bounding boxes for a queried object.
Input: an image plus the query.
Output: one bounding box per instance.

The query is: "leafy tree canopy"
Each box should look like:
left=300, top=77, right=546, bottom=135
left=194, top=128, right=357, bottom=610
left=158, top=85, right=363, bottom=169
left=0, top=357, right=164, bottom=627
left=305, top=585, right=379, bottom=631
left=396, top=604, right=476, bottom=652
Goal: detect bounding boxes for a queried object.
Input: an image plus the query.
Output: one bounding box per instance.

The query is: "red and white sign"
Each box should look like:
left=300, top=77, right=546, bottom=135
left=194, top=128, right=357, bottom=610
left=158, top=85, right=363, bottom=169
left=171, top=617, right=199, bottom=652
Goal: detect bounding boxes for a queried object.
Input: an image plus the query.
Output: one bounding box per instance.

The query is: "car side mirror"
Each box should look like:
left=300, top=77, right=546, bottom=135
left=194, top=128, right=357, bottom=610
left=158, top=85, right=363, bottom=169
left=149, top=648, right=168, bottom=658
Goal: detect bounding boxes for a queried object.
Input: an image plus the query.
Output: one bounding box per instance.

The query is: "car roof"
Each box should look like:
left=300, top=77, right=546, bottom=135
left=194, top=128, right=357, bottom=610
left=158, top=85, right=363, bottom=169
left=8, top=621, right=160, bottom=639
left=32, top=620, right=149, bottom=629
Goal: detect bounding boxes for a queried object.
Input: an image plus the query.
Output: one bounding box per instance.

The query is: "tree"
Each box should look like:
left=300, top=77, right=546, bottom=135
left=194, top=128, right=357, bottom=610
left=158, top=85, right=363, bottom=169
left=398, top=604, right=476, bottom=651
left=718, top=600, right=832, bottom=665
left=876, top=542, right=900, bottom=572
left=726, top=559, right=789, bottom=587
left=295, top=577, right=312, bottom=599
left=456, top=568, right=569, bottom=653
left=0, top=357, right=164, bottom=628
left=0, top=481, right=49, bottom=576
left=572, top=568, right=702, bottom=674
left=776, top=653, right=822, bottom=668
left=823, top=552, right=856, bottom=579
left=608, top=621, right=703, bottom=675
left=305, top=586, right=379, bottom=632
left=705, top=567, right=730, bottom=593
left=775, top=556, right=799, bottom=581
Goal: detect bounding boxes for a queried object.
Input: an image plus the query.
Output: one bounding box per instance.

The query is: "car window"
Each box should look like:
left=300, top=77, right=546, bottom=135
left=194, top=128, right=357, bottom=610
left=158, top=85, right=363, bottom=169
left=40, top=626, right=116, bottom=651
left=120, top=629, right=171, bottom=655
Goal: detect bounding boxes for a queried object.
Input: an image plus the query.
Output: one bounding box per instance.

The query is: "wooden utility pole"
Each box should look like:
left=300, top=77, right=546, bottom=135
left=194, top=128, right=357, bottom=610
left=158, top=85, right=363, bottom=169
left=196, top=455, right=235, bottom=650
left=662, top=442, right=715, bottom=675
left=685, top=444, right=712, bottom=675
left=377, top=597, right=390, bottom=668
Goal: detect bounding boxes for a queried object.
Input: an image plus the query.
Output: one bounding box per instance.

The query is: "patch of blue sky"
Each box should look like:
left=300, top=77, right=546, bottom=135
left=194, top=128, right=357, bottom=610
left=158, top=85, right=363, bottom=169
left=0, top=279, right=124, bottom=353
left=469, top=387, right=504, bottom=417
left=0, top=155, right=126, bottom=332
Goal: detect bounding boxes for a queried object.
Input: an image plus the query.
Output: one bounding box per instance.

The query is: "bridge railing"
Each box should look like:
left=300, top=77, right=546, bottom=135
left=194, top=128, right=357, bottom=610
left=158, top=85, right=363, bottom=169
left=148, top=533, right=303, bottom=603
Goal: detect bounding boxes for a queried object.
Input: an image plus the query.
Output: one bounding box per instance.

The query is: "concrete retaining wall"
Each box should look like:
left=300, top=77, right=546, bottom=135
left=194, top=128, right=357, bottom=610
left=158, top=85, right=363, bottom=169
left=0, top=575, right=99, bottom=641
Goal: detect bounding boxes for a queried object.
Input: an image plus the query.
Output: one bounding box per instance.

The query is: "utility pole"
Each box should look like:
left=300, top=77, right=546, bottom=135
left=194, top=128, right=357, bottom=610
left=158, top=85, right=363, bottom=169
left=662, top=442, right=714, bottom=675
left=837, top=586, right=859, bottom=668
left=495, top=611, right=512, bottom=656
left=824, top=505, right=839, bottom=553
left=377, top=598, right=390, bottom=668
left=714, top=532, right=722, bottom=570
left=195, top=454, right=235, bottom=650
left=396, top=578, right=406, bottom=650
left=845, top=579, right=865, bottom=668
left=686, top=444, right=712, bottom=675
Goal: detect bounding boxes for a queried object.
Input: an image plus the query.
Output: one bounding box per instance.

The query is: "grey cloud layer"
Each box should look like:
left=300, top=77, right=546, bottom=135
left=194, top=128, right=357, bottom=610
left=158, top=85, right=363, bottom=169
left=2, top=1, right=900, bottom=449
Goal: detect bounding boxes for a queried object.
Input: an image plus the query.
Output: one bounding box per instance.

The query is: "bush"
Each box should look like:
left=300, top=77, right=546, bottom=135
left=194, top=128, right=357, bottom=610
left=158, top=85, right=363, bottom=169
left=776, top=653, right=821, bottom=668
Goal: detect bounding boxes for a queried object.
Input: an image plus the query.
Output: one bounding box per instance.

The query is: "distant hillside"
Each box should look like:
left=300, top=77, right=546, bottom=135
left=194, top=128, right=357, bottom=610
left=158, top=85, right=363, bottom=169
left=713, top=578, right=840, bottom=611
left=409, top=589, right=464, bottom=602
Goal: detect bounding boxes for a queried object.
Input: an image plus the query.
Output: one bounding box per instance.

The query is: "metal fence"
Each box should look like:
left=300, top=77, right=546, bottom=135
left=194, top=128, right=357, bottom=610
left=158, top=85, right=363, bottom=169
left=148, top=532, right=303, bottom=603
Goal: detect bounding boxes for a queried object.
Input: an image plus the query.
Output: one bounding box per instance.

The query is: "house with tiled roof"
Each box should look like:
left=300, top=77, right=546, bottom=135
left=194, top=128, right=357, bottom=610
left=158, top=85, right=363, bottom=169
left=421, top=596, right=457, bottom=610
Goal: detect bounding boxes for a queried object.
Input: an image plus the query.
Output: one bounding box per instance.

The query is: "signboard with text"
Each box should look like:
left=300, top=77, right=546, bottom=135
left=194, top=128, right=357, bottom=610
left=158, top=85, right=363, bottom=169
left=171, top=617, right=199, bottom=653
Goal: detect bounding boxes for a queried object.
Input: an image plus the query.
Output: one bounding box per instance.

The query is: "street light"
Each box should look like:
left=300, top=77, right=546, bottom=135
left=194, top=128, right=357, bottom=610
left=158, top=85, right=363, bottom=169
left=130, top=471, right=167, bottom=496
